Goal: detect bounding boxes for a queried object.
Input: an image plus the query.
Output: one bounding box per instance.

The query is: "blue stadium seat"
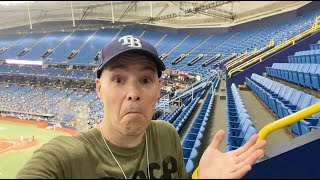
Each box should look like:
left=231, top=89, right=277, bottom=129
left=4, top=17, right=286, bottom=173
left=310, top=66, right=320, bottom=91
left=304, top=64, right=319, bottom=88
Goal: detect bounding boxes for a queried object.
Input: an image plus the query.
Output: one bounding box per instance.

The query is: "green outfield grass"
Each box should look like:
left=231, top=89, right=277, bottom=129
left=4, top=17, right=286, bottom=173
left=0, top=119, right=71, bottom=179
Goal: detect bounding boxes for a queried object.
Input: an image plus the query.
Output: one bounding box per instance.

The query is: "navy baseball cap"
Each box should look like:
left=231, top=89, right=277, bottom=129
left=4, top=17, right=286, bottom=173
left=97, top=35, right=166, bottom=78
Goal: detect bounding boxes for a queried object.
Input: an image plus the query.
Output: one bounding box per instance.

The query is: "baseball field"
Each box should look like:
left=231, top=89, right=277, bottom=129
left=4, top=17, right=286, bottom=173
left=0, top=117, right=76, bottom=178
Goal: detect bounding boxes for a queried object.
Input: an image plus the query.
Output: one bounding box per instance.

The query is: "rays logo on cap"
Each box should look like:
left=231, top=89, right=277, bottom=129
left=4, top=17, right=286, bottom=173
left=118, top=35, right=142, bottom=48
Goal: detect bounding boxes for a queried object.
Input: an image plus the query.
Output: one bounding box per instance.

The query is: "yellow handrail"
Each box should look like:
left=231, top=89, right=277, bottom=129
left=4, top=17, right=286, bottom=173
left=226, top=41, right=274, bottom=70
left=228, top=28, right=314, bottom=77
left=192, top=167, right=199, bottom=179
left=226, top=53, right=251, bottom=70
left=257, top=102, right=320, bottom=142
left=225, top=51, right=248, bottom=67
left=228, top=15, right=320, bottom=78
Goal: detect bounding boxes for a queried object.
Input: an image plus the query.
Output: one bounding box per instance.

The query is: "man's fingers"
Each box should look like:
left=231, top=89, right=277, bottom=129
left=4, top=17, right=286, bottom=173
left=237, top=140, right=266, bottom=163
left=233, top=149, right=264, bottom=171
left=234, top=134, right=259, bottom=156
left=209, top=130, right=226, bottom=149
left=245, top=149, right=264, bottom=165
left=231, top=164, right=252, bottom=179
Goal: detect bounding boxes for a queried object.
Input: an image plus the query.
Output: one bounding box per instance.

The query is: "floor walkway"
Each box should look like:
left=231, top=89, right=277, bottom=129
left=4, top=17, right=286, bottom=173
left=239, top=89, right=297, bottom=150
left=192, top=73, right=227, bottom=170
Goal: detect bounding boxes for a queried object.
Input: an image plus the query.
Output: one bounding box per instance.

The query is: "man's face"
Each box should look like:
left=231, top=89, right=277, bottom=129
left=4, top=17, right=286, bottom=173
left=96, top=53, right=161, bottom=136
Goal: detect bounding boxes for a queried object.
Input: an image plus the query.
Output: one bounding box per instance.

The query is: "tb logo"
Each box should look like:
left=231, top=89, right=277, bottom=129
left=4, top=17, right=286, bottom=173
left=118, top=35, right=142, bottom=48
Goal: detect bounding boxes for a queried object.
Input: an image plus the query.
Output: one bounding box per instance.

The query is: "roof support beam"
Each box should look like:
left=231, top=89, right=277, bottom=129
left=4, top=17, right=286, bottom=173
left=118, top=1, right=138, bottom=22
left=143, top=1, right=235, bottom=23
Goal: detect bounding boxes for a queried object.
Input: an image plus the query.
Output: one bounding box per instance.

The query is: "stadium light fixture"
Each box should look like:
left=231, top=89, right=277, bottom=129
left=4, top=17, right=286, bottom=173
left=6, top=59, right=43, bottom=66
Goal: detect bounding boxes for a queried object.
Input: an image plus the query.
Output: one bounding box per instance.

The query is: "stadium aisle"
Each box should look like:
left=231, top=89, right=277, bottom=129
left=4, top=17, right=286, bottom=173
left=192, top=73, right=227, bottom=170
left=239, top=89, right=297, bottom=150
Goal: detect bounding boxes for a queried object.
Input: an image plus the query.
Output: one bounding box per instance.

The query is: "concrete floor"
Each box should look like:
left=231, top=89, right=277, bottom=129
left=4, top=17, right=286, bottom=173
left=239, top=89, right=297, bottom=150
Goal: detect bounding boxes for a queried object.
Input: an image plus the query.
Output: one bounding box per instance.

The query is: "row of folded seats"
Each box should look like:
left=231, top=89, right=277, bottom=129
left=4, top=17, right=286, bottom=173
left=287, top=49, right=320, bottom=64
left=156, top=73, right=221, bottom=174
left=246, top=73, right=320, bottom=136
left=182, top=83, right=216, bottom=175
left=266, top=63, right=320, bottom=91
left=156, top=112, right=168, bottom=120
left=173, top=94, right=202, bottom=133
left=157, top=71, right=219, bottom=122
left=310, top=40, right=320, bottom=50
left=226, top=83, right=257, bottom=151
left=162, top=87, right=205, bottom=123
left=182, top=95, right=193, bottom=106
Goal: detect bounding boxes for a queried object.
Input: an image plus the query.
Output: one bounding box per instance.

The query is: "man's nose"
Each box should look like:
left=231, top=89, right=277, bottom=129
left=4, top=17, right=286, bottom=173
left=128, top=96, right=140, bottom=101
left=126, top=83, right=141, bottom=101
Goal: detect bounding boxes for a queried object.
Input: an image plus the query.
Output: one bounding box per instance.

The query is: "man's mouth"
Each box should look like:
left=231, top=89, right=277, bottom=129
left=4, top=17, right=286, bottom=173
left=125, top=111, right=142, bottom=115
left=126, top=111, right=140, bottom=114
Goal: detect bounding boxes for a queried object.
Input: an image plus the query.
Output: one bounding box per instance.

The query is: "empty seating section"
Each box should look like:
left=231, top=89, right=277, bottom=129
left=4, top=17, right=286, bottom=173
left=48, top=30, right=95, bottom=63
left=156, top=112, right=168, bottom=120
left=156, top=33, right=188, bottom=56
left=71, top=28, right=119, bottom=65
left=185, top=30, right=261, bottom=74
left=266, top=63, right=320, bottom=91
left=231, top=28, right=264, bottom=53
left=163, top=84, right=206, bottom=124
left=270, top=10, right=319, bottom=45
left=173, top=90, right=204, bottom=133
left=246, top=73, right=320, bottom=136
left=165, top=35, right=209, bottom=69
left=140, top=30, right=165, bottom=46
left=288, top=49, right=320, bottom=64
left=266, top=40, right=320, bottom=91
left=21, top=32, right=71, bottom=60
left=0, top=33, right=46, bottom=60
left=0, top=9, right=317, bottom=79
left=226, top=84, right=257, bottom=151
left=155, top=71, right=220, bottom=174
left=164, top=106, right=183, bottom=123
left=182, top=76, right=219, bottom=174
left=221, top=11, right=319, bottom=74
left=180, top=33, right=232, bottom=68
left=310, top=40, right=320, bottom=50
left=116, top=26, right=144, bottom=39
left=0, top=35, right=22, bottom=50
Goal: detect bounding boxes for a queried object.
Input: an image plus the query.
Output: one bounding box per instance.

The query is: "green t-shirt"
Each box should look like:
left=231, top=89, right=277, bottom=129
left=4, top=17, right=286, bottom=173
left=16, top=120, right=190, bottom=179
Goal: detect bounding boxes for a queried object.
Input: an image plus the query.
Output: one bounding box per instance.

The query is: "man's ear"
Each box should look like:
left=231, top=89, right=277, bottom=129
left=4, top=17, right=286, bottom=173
left=95, top=78, right=102, bottom=99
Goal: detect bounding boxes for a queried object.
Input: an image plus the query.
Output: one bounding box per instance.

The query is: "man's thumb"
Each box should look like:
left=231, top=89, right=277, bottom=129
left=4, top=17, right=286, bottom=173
left=210, top=130, right=226, bottom=149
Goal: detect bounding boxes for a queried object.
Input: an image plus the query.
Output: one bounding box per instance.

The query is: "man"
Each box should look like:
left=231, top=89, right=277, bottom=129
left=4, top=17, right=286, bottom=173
left=16, top=35, right=266, bottom=179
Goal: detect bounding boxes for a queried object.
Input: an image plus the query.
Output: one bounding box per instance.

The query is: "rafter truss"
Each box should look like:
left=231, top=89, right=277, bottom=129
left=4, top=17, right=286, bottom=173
left=137, top=1, right=236, bottom=23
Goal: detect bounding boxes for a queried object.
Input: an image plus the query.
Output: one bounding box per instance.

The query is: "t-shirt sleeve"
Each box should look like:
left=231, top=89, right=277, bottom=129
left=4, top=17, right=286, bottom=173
left=16, top=137, right=71, bottom=179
